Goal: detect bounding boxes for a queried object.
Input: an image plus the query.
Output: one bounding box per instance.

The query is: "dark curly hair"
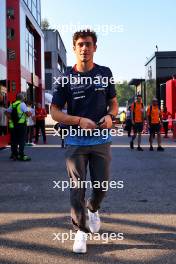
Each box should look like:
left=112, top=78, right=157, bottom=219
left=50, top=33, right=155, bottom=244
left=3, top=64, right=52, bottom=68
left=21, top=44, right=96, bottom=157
left=73, top=29, right=97, bottom=46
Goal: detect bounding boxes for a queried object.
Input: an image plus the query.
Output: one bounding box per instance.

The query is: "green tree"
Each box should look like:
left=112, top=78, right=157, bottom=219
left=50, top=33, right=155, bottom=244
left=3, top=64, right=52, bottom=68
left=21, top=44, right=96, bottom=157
left=115, top=81, right=135, bottom=106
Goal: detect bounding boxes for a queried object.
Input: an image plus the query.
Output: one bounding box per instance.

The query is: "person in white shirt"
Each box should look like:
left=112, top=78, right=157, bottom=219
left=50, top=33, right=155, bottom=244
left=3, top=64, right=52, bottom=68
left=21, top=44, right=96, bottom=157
left=0, top=101, right=7, bottom=136
left=26, top=101, right=35, bottom=145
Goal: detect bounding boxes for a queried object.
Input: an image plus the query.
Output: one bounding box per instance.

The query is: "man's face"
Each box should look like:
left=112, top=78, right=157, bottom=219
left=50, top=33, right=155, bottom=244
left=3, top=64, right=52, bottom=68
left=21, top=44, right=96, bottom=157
left=152, top=100, right=158, bottom=106
left=73, top=36, right=97, bottom=63
left=137, top=96, right=141, bottom=103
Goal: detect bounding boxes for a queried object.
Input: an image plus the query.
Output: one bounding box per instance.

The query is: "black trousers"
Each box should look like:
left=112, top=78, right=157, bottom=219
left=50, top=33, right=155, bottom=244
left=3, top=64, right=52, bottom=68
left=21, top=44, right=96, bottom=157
left=35, top=120, right=46, bottom=142
left=125, top=119, right=132, bottom=136
left=10, top=124, right=26, bottom=157
left=65, top=143, right=111, bottom=233
left=163, top=122, right=168, bottom=136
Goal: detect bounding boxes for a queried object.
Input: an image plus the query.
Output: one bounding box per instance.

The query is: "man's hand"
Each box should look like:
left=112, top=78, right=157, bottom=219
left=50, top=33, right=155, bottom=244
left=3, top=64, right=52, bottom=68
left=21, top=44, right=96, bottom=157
left=79, top=117, right=97, bottom=129
left=5, top=111, right=11, bottom=119
left=25, top=111, right=32, bottom=117
left=99, top=115, right=112, bottom=129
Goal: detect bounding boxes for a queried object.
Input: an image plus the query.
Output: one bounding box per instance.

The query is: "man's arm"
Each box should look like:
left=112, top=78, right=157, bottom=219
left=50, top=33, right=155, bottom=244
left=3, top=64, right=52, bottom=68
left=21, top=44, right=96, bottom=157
left=142, top=106, right=145, bottom=122
left=131, top=104, right=134, bottom=124
left=107, top=97, right=118, bottom=117
left=20, top=102, right=32, bottom=117
left=25, top=111, right=32, bottom=117
left=100, top=97, right=118, bottom=129
left=146, top=107, right=150, bottom=126
left=51, top=104, right=97, bottom=129
left=5, top=110, right=11, bottom=119
left=51, top=104, right=80, bottom=125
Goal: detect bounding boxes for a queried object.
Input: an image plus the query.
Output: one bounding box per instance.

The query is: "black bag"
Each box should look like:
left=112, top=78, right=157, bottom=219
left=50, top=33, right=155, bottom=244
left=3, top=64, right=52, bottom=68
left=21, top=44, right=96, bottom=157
left=11, top=102, right=21, bottom=126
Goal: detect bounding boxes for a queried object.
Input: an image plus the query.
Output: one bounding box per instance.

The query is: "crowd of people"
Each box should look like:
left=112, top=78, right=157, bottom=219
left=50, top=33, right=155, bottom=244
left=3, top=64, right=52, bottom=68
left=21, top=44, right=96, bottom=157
left=3, top=92, right=173, bottom=162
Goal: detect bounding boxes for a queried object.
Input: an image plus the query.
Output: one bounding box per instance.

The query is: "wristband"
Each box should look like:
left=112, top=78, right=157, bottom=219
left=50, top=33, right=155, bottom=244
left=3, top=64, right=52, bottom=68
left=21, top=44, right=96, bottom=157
left=78, top=117, right=82, bottom=125
left=107, top=113, right=115, bottom=121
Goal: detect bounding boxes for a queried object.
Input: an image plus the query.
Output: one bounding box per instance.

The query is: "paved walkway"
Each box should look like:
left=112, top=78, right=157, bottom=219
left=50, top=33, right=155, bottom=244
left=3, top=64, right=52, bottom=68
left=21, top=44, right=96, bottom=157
left=0, top=133, right=176, bottom=263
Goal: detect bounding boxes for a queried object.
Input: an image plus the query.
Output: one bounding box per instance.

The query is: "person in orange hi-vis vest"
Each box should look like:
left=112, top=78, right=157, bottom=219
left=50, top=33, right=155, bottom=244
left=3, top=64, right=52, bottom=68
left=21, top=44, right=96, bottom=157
left=130, top=94, right=144, bottom=151
left=147, top=98, right=164, bottom=151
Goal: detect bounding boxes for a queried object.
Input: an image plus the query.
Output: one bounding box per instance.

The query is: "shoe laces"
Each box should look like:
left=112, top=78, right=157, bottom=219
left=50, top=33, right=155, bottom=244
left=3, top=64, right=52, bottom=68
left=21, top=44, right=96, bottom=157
left=90, top=211, right=99, bottom=222
left=76, top=231, right=87, bottom=241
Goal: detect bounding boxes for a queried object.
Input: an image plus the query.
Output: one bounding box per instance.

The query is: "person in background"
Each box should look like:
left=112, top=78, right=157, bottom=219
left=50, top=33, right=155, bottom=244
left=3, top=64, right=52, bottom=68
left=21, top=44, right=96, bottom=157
left=130, top=95, right=144, bottom=151
left=147, top=98, right=164, bottom=151
left=6, top=93, right=32, bottom=161
left=161, top=106, right=172, bottom=138
left=0, top=101, right=7, bottom=136
left=125, top=105, right=132, bottom=137
left=120, top=110, right=126, bottom=126
left=26, top=101, right=35, bottom=145
left=35, top=103, right=47, bottom=144
left=53, top=104, right=67, bottom=149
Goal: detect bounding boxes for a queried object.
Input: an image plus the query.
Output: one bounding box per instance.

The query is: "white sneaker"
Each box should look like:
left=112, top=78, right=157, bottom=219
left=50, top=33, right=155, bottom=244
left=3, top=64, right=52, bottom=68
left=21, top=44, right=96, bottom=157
left=88, top=209, right=101, bottom=233
left=73, top=230, right=87, bottom=253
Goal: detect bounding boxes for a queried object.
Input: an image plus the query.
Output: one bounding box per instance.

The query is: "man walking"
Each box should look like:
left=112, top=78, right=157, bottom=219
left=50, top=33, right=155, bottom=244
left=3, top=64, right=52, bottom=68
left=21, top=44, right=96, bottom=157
left=147, top=98, right=164, bottom=151
left=51, top=29, right=118, bottom=253
left=130, top=94, right=144, bottom=151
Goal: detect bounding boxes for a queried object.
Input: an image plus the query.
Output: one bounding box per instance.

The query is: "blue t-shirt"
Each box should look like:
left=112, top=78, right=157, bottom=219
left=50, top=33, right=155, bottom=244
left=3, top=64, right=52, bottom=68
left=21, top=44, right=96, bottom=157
left=52, top=64, right=116, bottom=146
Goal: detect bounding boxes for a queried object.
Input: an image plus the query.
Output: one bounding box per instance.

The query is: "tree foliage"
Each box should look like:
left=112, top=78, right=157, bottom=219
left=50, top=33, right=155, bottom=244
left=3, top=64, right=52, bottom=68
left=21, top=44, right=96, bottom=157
left=115, top=81, right=135, bottom=106
left=41, top=18, right=50, bottom=30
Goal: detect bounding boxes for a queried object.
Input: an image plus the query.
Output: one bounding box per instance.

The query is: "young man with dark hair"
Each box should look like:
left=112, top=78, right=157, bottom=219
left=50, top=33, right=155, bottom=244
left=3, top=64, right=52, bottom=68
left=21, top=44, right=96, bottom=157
left=51, top=29, right=118, bottom=253
left=130, top=94, right=144, bottom=151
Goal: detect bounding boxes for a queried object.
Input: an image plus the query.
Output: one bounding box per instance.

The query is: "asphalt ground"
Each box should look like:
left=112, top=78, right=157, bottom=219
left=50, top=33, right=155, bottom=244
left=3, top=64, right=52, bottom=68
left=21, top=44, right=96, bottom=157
left=0, top=132, right=176, bottom=264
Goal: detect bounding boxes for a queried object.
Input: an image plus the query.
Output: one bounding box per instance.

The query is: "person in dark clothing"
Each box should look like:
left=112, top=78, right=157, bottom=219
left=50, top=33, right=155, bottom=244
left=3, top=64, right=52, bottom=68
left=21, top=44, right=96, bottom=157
left=125, top=106, right=132, bottom=137
left=51, top=29, right=118, bottom=253
left=6, top=93, right=31, bottom=161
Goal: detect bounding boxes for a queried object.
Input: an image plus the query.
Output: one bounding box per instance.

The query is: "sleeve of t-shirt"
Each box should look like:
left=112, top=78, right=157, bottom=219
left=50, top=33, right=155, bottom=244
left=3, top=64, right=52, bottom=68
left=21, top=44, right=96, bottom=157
left=52, top=83, right=67, bottom=109
left=20, top=102, right=28, bottom=113
left=32, top=108, right=35, bottom=117
left=106, top=68, right=116, bottom=99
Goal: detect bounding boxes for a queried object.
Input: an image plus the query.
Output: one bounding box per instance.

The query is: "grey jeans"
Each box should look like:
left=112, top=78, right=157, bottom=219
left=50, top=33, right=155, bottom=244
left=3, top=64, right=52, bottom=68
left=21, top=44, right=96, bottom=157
left=65, top=143, right=111, bottom=233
